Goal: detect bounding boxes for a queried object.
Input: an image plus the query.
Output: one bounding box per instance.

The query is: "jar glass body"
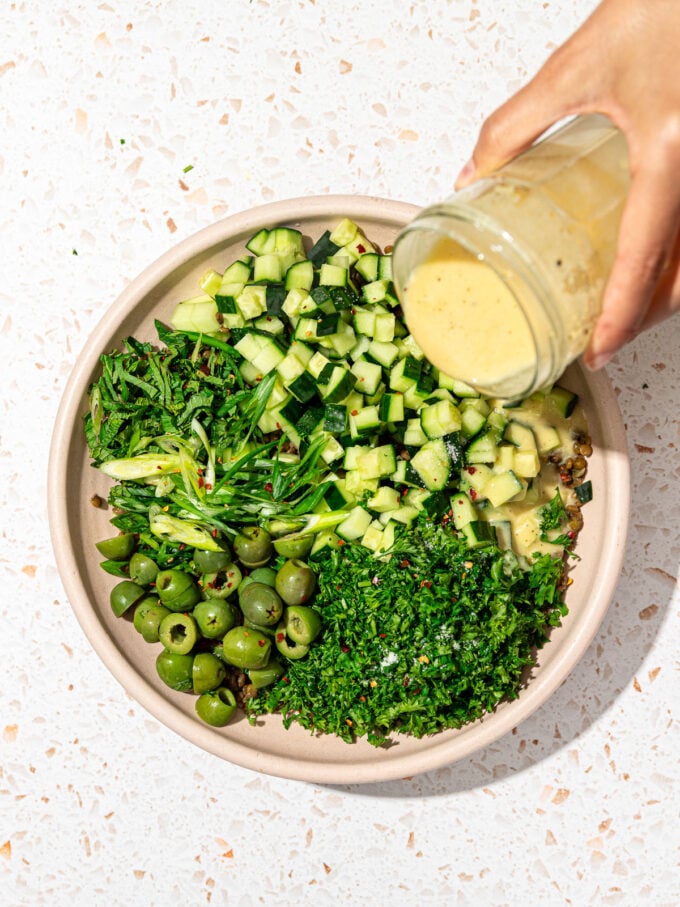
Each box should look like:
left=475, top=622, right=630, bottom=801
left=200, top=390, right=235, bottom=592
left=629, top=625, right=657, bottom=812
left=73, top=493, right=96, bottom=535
left=392, top=115, right=630, bottom=399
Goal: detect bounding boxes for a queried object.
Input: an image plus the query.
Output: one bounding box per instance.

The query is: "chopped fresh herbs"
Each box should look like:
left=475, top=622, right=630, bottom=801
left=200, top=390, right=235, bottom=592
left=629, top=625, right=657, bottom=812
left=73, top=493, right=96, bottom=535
left=247, top=516, right=567, bottom=745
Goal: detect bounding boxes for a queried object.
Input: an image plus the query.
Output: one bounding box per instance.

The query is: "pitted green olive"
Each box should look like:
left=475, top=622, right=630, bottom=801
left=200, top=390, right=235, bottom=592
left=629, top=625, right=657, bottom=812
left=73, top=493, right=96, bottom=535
left=193, top=546, right=232, bottom=574
left=200, top=565, right=242, bottom=599
left=96, top=532, right=136, bottom=561
left=247, top=658, right=285, bottom=689
left=155, top=568, right=201, bottom=612
left=272, top=534, right=314, bottom=559
left=222, top=626, right=271, bottom=670
left=156, top=650, right=194, bottom=691
left=275, top=559, right=317, bottom=606
left=193, top=598, right=238, bottom=638
left=195, top=687, right=237, bottom=726
left=128, top=552, right=159, bottom=586
left=239, top=582, right=284, bottom=627
left=233, top=526, right=273, bottom=567
left=283, top=605, right=322, bottom=645
left=247, top=566, right=278, bottom=587
left=192, top=652, right=227, bottom=694
left=110, top=579, right=146, bottom=617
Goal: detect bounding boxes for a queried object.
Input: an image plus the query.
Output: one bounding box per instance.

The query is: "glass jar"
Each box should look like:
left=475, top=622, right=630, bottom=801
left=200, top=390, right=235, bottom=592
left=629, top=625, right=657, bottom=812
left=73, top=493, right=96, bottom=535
left=392, top=114, right=630, bottom=399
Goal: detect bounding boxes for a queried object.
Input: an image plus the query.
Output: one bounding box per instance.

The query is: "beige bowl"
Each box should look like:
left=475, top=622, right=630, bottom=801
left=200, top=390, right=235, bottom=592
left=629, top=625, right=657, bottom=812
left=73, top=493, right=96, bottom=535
left=48, top=195, right=630, bottom=784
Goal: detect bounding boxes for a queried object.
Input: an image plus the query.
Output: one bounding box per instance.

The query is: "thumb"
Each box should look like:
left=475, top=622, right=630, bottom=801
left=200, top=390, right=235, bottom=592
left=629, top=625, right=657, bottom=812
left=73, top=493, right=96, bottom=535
left=456, top=49, right=592, bottom=188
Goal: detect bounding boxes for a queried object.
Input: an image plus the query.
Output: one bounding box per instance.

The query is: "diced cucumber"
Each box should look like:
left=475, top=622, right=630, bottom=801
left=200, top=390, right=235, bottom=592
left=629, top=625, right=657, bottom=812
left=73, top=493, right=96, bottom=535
left=404, top=418, right=428, bottom=447
left=460, top=406, right=487, bottom=439
left=355, top=252, right=379, bottom=282
left=450, top=493, right=477, bottom=530
left=575, top=480, right=593, bottom=504
left=307, top=230, right=339, bottom=267
left=285, top=259, right=314, bottom=291
left=504, top=420, right=537, bottom=451
left=548, top=385, right=579, bottom=418
left=460, top=520, right=497, bottom=549
left=329, top=218, right=359, bottom=247
left=379, top=392, right=405, bottom=423
left=356, top=444, right=397, bottom=479
left=367, top=486, right=402, bottom=513
left=349, top=404, right=381, bottom=438
left=409, top=438, right=451, bottom=490
left=389, top=355, right=422, bottom=392
left=236, top=285, right=268, bottom=320
left=420, top=399, right=462, bottom=439
left=351, top=359, right=382, bottom=396
left=512, top=448, right=541, bottom=478
left=253, top=253, right=284, bottom=284
left=484, top=470, right=524, bottom=507
left=367, top=340, right=400, bottom=368
left=319, top=263, right=348, bottom=287
left=465, top=430, right=498, bottom=465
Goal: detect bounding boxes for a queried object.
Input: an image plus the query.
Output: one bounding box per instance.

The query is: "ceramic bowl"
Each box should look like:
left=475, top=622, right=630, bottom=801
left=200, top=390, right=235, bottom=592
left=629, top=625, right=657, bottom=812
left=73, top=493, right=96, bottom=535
left=48, top=195, right=630, bottom=784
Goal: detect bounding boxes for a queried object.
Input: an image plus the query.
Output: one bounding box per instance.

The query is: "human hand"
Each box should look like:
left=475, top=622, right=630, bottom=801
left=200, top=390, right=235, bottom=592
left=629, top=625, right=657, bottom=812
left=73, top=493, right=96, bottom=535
left=455, top=0, right=680, bottom=370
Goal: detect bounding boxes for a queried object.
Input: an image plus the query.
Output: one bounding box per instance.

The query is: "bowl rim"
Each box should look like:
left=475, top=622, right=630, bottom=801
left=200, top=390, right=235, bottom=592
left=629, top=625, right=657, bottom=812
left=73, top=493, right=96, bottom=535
left=47, top=194, right=631, bottom=784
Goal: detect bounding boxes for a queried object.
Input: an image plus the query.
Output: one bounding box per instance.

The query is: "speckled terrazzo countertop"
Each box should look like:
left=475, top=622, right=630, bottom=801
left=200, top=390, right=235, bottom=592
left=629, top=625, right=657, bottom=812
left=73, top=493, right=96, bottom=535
left=2, top=1, right=678, bottom=904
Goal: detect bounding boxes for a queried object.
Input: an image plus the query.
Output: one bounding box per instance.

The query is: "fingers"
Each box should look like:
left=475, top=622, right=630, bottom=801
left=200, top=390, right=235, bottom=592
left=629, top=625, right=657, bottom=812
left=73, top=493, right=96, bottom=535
left=455, top=45, right=596, bottom=188
left=584, top=154, right=680, bottom=369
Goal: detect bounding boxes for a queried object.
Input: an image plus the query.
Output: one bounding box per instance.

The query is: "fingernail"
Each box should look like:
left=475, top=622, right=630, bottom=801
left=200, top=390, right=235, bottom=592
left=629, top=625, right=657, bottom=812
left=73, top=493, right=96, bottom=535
left=585, top=349, right=613, bottom=371
left=455, top=158, right=476, bottom=189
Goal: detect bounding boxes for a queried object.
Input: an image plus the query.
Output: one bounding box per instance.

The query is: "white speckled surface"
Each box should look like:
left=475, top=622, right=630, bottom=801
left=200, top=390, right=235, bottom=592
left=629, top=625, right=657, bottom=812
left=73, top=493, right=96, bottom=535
left=2, top=1, right=678, bottom=904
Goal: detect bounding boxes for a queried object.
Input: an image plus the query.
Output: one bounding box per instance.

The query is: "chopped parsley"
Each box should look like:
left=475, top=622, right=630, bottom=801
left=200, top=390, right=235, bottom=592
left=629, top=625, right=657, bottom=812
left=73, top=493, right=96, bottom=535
left=247, top=516, right=567, bottom=746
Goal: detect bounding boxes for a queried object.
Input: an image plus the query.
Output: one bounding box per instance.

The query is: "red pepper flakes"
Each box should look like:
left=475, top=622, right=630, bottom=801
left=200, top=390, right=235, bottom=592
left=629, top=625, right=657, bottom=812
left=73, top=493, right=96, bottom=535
left=341, top=644, right=350, bottom=653
left=211, top=528, right=218, bottom=537
left=379, top=633, right=386, bottom=639
left=337, top=539, right=345, bottom=546
left=351, top=409, right=359, bottom=416
left=466, top=466, right=477, bottom=475
left=198, top=477, right=205, bottom=488
left=420, top=580, right=432, bottom=588
left=205, top=483, right=212, bottom=491
left=283, top=676, right=290, bottom=684
left=399, top=559, right=410, bottom=568
left=356, top=243, right=366, bottom=253
left=359, top=695, right=366, bottom=702
left=257, top=639, right=266, bottom=647
left=469, top=489, right=478, bottom=501
left=264, top=482, right=273, bottom=493
left=276, top=632, right=285, bottom=643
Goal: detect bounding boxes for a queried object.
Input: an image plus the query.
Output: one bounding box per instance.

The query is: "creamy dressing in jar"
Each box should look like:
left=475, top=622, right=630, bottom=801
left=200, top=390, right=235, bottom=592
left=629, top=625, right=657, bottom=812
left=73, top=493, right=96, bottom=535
left=392, top=115, right=630, bottom=399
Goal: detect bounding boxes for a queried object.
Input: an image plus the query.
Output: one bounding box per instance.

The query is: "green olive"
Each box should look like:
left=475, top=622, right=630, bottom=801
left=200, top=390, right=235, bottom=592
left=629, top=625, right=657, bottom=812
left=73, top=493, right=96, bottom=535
left=158, top=612, right=198, bottom=655
left=283, top=605, right=322, bottom=645
left=193, top=546, right=232, bottom=574
left=222, top=626, right=271, bottom=670
left=272, top=534, right=314, bottom=559
left=247, top=658, right=285, bottom=689
left=155, top=568, right=201, bottom=612
left=233, top=526, right=273, bottom=567
left=274, top=623, right=310, bottom=660
left=110, top=579, right=146, bottom=617
left=274, top=559, right=317, bottom=606
left=239, top=582, right=283, bottom=627
left=193, top=598, right=238, bottom=638
left=200, top=564, right=242, bottom=599
left=247, top=566, right=278, bottom=587
left=195, top=687, right=237, bottom=727
left=156, top=650, right=194, bottom=691
left=192, top=652, right=227, bottom=694
left=95, top=532, right=136, bottom=561
left=129, top=552, right=159, bottom=586
left=132, top=595, right=161, bottom=633
left=138, top=604, right=171, bottom=643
